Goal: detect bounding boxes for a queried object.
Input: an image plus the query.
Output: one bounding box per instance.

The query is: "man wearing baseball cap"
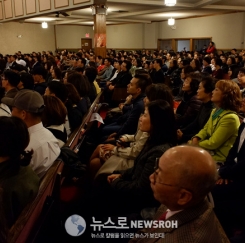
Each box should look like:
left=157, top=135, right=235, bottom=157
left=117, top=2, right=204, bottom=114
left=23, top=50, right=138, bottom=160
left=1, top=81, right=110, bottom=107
left=5, top=89, right=60, bottom=178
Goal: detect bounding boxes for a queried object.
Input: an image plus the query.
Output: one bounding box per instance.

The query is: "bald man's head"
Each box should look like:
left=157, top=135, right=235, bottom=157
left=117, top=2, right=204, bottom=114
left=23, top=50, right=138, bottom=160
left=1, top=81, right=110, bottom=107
left=150, top=145, right=217, bottom=210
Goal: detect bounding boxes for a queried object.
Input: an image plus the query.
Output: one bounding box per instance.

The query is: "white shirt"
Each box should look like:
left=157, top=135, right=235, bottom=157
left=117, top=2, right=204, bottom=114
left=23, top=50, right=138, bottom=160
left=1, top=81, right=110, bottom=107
left=0, top=103, right=11, bottom=117
left=47, top=124, right=67, bottom=148
left=237, top=119, right=245, bottom=154
left=110, top=70, right=119, bottom=81
left=165, top=209, right=183, bottom=220
left=26, top=122, right=60, bottom=178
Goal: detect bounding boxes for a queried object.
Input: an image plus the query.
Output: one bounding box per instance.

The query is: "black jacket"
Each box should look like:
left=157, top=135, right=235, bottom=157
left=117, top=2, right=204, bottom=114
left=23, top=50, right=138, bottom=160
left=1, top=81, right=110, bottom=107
left=111, top=143, right=171, bottom=206
left=219, top=122, right=245, bottom=182
left=152, top=69, right=165, bottom=84
left=34, top=82, right=47, bottom=96
left=176, top=92, right=202, bottom=128
left=180, top=101, right=214, bottom=142
left=116, top=93, right=145, bottom=137
left=111, top=71, right=132, bottom=88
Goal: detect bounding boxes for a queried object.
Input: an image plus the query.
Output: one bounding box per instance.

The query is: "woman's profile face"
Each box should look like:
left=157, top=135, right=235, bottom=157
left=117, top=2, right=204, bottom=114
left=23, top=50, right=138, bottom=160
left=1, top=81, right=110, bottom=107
left=227, top=58, right=232, bottom=65
left=169, top=60, right=173, bottom=67
left=144, top=96, right=150, bottom=107
left=63, top=72, right=68, bottom=84
left=190, top=59, right=196, bottom=69
left=182, top=77, right=192, bottom=92
left=197, top=82, right=211, bottom=101
left=211, top=86, right=223, bottom=104
left=139, top=108, right=151, bottom=132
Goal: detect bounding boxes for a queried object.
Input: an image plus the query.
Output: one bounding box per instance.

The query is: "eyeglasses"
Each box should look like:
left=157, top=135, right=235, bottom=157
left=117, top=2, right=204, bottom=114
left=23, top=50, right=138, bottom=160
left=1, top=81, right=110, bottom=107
left=153, top=158, right=193, bottom=192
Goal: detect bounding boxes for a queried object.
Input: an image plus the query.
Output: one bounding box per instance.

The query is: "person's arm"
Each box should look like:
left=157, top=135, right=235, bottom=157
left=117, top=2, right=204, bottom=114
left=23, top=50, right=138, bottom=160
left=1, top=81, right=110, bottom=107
left=111, top=148, right=166, bottom=196
left=113, top=132, right=149, bottom=159
left=199, top=114, right=239, bottom=150
left=116, top=102, right=144, bottom=137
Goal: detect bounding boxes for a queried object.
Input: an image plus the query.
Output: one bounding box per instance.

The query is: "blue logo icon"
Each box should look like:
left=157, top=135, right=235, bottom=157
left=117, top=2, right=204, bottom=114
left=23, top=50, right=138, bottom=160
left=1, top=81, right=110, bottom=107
left=65, top=214, right=86, bottom=236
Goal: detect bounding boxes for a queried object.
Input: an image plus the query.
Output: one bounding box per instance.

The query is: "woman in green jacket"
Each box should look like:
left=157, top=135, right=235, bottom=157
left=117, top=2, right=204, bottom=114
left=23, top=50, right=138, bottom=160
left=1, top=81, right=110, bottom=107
left=191, top=80, right=241, bottom=162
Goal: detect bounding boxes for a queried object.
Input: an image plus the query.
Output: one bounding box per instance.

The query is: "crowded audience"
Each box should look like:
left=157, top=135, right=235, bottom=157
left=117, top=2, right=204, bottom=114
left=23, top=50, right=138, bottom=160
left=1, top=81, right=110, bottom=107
left=1, top=45, right=245, bottom=242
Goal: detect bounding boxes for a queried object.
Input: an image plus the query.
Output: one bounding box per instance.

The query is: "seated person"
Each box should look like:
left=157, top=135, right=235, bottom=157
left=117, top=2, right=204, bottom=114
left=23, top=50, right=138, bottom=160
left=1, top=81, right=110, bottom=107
left=177, top=76, right=215, bottom=143
left=17, top=72, right=34, bottom=90
left=202, top=56, right=212, bottom=75
left=191, top=80, right=241, bottom=163
left=92, top=83, right=174, bottom=179
left=89, top=100, right=177, bottom=216
left=5, top=90, right=60, bottom=178
left=104, top=60, right=132, bottom=105
left=0, top=87, right=11, bottom=116
left=212, top=112, right=245, bottom=236
left=67, top=72, right=91, bottom=111
left=100, top=73, right=152, bottom=141
left=175, top=73, right=202, bottom=128
left=174, top=65, right=193, bottom=101
left=32, top=66, right=47, bottom=95
left=44, top=81, right=71, bottom=136
left=212, top=58, right=224, bottom=80
left=152, top=58, right=165, bottom=84
left=83, top=66, right=98, bottom=103
left=129, top=146, right=229, bottom=243
left=1, top=70, right=20, bottom=105
left=0, top=116, right=39, bottom=228
left=97, top=58, right=114, bottom=87
left=42, top=96, right=68, bottom=148
left=64, top=83, right=84, bottom=132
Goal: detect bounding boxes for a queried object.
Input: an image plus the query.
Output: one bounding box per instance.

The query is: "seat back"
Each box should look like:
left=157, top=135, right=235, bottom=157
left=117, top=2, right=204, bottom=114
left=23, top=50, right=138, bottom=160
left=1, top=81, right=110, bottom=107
left=66, top=91, right=103, bottom=150
left=7, top=160, right=64, bottom=243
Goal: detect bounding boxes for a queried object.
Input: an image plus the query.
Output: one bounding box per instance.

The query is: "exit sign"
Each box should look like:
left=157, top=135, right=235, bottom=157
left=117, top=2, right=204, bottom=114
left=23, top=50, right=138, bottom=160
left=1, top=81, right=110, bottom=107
left=85, top=33, right=90, bottom=37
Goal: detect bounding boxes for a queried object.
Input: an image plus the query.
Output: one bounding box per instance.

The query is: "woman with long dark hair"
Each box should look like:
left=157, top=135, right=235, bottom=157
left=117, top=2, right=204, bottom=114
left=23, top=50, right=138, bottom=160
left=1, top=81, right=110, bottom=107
left=89, top=100, right=177, bottom=215
left=0, top=117, right=39, bottom=229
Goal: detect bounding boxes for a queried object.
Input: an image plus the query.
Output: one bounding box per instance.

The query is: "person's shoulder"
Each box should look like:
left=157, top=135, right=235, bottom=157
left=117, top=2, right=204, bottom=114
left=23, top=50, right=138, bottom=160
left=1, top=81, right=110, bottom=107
left=3, top=165, right=39, bottom=188
left=148, top=143, right=172, bottom=153
left=221, top=110, right=239, bottom=119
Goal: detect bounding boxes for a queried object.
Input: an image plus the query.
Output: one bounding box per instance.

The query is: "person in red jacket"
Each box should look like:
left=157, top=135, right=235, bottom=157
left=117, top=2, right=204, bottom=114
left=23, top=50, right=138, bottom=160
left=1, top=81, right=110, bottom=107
left=206, top=41, right=216, bottom=54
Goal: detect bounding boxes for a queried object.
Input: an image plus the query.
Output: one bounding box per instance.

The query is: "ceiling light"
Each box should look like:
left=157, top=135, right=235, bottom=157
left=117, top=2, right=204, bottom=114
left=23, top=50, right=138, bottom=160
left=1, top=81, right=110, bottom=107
left=165, top=0, right=176, bottom=6
left=42, top=22, right=48, bottom=28
left=168, top=18, right=175, bottom=25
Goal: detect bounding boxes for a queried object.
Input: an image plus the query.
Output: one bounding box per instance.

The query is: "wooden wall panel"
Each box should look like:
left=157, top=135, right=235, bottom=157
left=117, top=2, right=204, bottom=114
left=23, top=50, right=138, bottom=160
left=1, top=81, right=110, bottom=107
left=55, top=0, right=69, bottom=8
left=14, top=0, right=24, bottom=17
left=26, top=0, right=36, bottom=14
left=73, top=0, right=90, bottom=5
left=4, top=0, right=13, bottom=19
left=0, top=2, right=3, bottom=20
left=39, top=0, right=51, bottom=12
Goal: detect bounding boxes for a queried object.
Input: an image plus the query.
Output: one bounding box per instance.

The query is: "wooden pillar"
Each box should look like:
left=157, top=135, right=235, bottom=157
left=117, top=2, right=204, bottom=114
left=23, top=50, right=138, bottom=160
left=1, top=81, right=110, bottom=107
left=92, top=4, right=107, bottom=58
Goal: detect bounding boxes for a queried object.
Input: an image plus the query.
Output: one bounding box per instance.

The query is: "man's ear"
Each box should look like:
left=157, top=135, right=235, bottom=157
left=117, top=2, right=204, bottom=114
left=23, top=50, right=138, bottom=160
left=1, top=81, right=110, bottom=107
left=177, top=189, right=192, bottom=206
left=21, top=110, right=28, bottom=120
left=136, top=87, right=141, bottom=94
